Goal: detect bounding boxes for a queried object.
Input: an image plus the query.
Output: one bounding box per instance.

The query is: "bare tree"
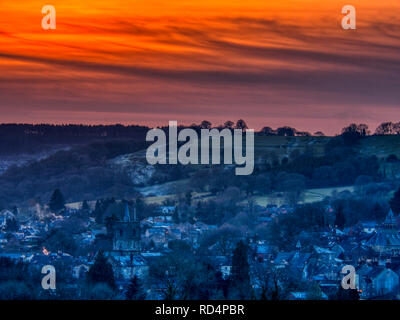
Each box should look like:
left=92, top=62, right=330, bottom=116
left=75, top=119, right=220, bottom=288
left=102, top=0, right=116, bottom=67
left=223, top=120, right=234, bottom=129
left=375, top=122, right=400, bottom=135
left=235, top=119, right=248, bottom=131
left=200, top=120, right=212, bottom=129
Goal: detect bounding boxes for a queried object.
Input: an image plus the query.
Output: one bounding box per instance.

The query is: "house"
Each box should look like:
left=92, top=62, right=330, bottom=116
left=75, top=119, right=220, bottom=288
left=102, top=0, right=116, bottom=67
left=167, top=228, right=182, bottom=241
left=272, top=244, right=312, bottom=280
left=330, top=244, right=345, bottom=259
left=273, top=252, right=293, bottom=267
left=73, top=264, right=90, bottom=279
left=108, top=253, right=149, bottom=280
left=159, top=206, right=176, bottom=215
left=371, top=268, right=399, bottom=296
left=288, top=292, right=307, bottom=300
left=81, top=231, right=96, bottom=245
left=306, top=258, right=341, bottom=282
left=290, top=251, right=312, bottom=279
left=288, top=291, right=328, bottom=300
left=255, top=243, right=276, bottom=262
left=313, top=245, right=337, bottom=260
left=142, top=216, right=174, bottom=225
left=0, top=252, right=25, bottom=261
left=0, top=210, right=16, bottom=229
left=319, top=280, right=341, bottom=298
left=145, top=227, right=168, bottom=247
left=142, top=252, right=163, bottom=260
left=366, top=210, right=400, bottom=255
left=210, top=256, right=232, bottom=279
left=359, top=221, right=377, bottom=234
left=358, top=266, right=399, bottom=298
left=0, top=233, right=7, bottom=245
left=348, top=244, right=376, bottom=264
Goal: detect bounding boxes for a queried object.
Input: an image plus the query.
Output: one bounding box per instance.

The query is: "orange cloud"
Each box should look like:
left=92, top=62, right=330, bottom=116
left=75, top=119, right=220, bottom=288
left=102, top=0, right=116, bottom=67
left=0, top=0, right=399, bottom=134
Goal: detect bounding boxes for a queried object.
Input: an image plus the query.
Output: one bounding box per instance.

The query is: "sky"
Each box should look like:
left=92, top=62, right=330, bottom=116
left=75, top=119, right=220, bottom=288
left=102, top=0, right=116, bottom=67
left=0, top=0, right=399, bottom=135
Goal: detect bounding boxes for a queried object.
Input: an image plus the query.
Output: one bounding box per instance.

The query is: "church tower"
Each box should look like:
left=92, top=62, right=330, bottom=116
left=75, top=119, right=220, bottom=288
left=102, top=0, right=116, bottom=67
left=108, top=203, right=148, bottom=281
left=112, top=204, right=141, bottom=254
left=382, top=209, right=397, bottom=231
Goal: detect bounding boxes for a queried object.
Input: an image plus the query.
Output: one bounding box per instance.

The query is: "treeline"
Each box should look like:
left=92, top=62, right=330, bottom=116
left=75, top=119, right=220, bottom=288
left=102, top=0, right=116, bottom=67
left=0, top=139, right=148, bottom=208
left=160, top=119, right=315, bottom=137
left=0, top=124, right=149, bottom=155
left=182, top=134, right=384, bottom=198
left=1, top=121, right=400, bottom=156
left=0, top=121, right=397, bottom=208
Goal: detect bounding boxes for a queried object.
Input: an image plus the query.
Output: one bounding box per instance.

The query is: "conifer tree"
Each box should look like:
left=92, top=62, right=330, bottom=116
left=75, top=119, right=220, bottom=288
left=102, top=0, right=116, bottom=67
left=87, top=251, right=116, bottom=290
left=390, top=187, right=400, bottom=214
left=49, top=189, right=65, bottom=213
left=125, top=275, right=146, bottom=300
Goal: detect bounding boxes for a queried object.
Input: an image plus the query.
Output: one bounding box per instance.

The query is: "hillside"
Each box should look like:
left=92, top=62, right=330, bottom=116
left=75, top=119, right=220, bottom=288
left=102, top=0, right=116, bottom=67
left=2, top=133, right=400, bottom=209
left=359, top=135, right=400, bottom=158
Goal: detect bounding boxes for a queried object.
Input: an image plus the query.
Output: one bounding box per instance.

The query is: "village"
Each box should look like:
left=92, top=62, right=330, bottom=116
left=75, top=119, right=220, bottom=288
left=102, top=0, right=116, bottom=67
left=1, top=192, right=400, bottom=300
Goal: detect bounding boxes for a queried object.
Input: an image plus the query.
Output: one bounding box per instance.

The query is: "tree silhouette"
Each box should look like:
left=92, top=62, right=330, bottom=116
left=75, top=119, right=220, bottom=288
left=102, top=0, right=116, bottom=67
left=48, top=189, right=65, bottom=213
left=261, top=126, right=276, bottom=136
left=336, top=286, right=360, bottom=300
left=230, top=240, right=250, bottom=298
left=125, top=275, right=146, bottom=300
left=200, top=120, right=212, bottom=129
left=87, top=251, right=116, bottom=290
left=5, top=218, right=19, bottom=232
left=375, top=122, right=397, bottom=135
left=235, top=119, right=248, bottom=131
left=390, top=187, right=400, bottom=214
left=223, top=121, right=234, bottom=129
left=277, top=126, right=296, bottom=136
left=334, top=205, right=346, bottom=229
left=81, top=200, right=90, bottom=213
left=341, top=123, right=370, bottom=144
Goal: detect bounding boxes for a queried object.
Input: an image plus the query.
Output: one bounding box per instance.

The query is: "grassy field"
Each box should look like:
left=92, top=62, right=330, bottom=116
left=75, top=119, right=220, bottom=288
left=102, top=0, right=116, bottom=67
left=359, top=135, right=400, bottom=159
left=137, top=175, right=356, bottom=206
left=254, top=135, right=328, bottom=159
left=248, top=186, right=355, bottom=206
left=138, top=179, right=214, bottom=204
left=129, top=135, right=329, bottom=163
left=142, top=191, right=213, bottom=205
left=70, top=135, right=400, bottom=207
left=126, top=134, right=400, bottom=161
left=138, top=179, right=190, bottom=197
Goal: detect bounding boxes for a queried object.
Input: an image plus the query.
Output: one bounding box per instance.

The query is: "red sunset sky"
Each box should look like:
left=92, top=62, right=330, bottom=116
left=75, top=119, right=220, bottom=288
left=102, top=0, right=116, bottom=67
left=0, top=0, right=399, bottom=135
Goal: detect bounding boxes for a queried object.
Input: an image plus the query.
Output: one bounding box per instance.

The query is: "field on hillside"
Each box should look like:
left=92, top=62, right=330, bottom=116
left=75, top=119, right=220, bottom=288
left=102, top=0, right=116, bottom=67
left=115, top=135, right=400, bottom=165
left=140, top=185, right=356, bottom=206
left=254, top=136, right=328, bottom=160
left=113, top=135, right=400, bottom=206
left=359, top=135, right=400, bottom=158
left=250, top=186, right=355, bottom=207
left=123, top=135, right=330, bottom=161
left=137, top=179, right=212, bottom=204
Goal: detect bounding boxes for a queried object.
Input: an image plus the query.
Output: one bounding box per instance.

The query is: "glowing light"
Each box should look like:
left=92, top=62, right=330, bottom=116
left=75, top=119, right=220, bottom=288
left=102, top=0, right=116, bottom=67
left=42, top=247, right=50, bottom=255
